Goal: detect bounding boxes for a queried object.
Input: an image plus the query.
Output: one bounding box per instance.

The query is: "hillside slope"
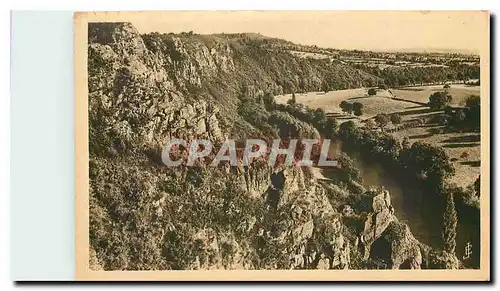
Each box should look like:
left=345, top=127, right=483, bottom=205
left=87, top=22, right=452, bottom=271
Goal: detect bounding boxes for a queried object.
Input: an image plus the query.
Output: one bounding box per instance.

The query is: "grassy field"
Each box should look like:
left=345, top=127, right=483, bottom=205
left=392, top=125, right=480, bottom=188
left=391, top=84, right=480, bottom=105
left=275, top=88, right=401, bottom=119
left=275, top=85, right=481, bottom=188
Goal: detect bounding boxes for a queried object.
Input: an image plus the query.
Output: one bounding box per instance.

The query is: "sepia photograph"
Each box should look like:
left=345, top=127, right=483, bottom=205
left=74, top=11, right=490, bottom=281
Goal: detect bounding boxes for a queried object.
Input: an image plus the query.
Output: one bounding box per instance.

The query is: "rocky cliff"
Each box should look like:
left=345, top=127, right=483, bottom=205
left=88, top=23, right=381, bottom=146
left=88, top=22, right=441, bottom=271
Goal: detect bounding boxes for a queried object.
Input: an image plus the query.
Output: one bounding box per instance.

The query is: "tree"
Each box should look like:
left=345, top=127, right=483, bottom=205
left=263, top=92, right=275, bottom=110
left=401, top=136, right=411, bottom=150
left=313, top=108, right=328, bottom=130
left=375, top=114, right=390, bottom=131
left=428, top=91, right=452, bottom=111
left=322, top=80, right=330, bottom=93
left=474, top=176, right=480, bottom=198
left=334, top=153, right=362, bottom=183
left=352, top=102, right=363, bottom=116
left=465, top=95, right=480, bottom=108
left=452, top=109, right=466, bottom=124
left=304, top=108, right=316, bottom=123
left=442, top=192, right=458, bottom=254
left=324, top=117, right=338, bottom=138
left=288, top=92, right=297, bottom=105
left=338, top=120, right=357, bottom=140
left=390, top=113, right=402, bottom=127
left=405, top=141, right=455, bottom=183
left=465, top=95, right=480, bottom=129
left=368, top=88, right=377, bottom=96
left=339, top=101, right=353, bottom=115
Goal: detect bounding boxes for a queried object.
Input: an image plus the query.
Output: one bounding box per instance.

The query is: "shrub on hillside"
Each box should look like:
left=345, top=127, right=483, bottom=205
left=339, top=100, right=353, bottom=115
left=390, top=113, right=402, bottom=126
left=375, top=114, right=390, bottom=130
left=352, top=102, right=363, bottom=117
left=428, top=91, right=452, bottom=111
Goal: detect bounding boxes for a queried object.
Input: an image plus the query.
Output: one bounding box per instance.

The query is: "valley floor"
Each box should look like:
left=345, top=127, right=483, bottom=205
left=275, top=85, right=481, bottom=188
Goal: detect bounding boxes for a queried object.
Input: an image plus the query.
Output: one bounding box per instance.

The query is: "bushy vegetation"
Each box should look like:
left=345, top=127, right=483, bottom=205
left=434, top=95, right=481, bottom=131
left=339, top=101, right=363, bottom=117
left=328, top=153, right=363, bottom=185
left=352, top=102, right=364, bottom=116
left=390, top=113, right=402, bottom=127
left=374, top=114, right=391, bottom=131
left=273, top=102, right=337, bottom=138
left=90, top=156, right=299, bottom=270
left=474, top=176, right=480, bottom=198
left=428, top=91, right=453, bottom=110
left=237, top=96, right=278, bottom=137
left=339, top=101, right=352, bottom=115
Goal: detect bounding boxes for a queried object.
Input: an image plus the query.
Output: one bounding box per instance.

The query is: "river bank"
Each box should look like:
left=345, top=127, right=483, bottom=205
left=317, top=139, right=477, bottom=268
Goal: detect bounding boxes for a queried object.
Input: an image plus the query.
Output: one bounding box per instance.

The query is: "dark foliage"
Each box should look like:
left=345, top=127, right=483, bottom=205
left=428, top=91, right=453, bottom=111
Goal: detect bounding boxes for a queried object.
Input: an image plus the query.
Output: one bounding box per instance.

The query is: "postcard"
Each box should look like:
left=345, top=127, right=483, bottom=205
left=74, top=11, right=490, bottom=281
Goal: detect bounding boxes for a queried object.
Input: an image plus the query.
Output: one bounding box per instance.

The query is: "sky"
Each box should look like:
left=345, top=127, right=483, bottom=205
left=126, top=11, right=488, bottom=53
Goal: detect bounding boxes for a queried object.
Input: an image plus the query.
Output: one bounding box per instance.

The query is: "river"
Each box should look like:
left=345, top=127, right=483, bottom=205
left=325, top=140, right=443, bottom=248
left=323, top=140, right=480, bottom=267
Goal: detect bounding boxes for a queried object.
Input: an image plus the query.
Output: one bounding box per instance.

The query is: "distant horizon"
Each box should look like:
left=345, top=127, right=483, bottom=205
left=126, top=11, right=487, bottom=55
left=139, top=29, right=480, bottom=55
left=167, top=32, right=481, bottom=55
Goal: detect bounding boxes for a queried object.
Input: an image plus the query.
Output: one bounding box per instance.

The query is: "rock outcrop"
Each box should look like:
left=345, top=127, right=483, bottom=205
left=361, top=190, right=395, bottom=248
left=356, top=189, right=422, bottom=269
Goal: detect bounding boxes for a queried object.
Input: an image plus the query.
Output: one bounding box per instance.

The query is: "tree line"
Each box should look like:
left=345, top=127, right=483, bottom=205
left=353, top=64, right=480, bottom=88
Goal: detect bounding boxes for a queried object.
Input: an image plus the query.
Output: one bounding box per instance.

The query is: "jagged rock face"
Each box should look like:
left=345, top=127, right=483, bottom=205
left=89, top=23, right=149, bottom=57
left=386, top=223, right=422, bottom=269
left=162, top=100, right=223, bottom=140
left=240, top=161, right=275, bottom=198
left=188, top=228, right=255, bottom=270
left=88, top=22, right=226, bottom=158
left=357, top=190, right=422, bottom=269
left=273, top=178, right=351, bottom=270
left=361, top=191, right=395, bottom=247
left=278, top=167, right=306, bottom=205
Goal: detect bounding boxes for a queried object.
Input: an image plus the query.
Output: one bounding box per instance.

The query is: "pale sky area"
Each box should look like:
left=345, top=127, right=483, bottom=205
left=123, top=11, right=488, bottom=53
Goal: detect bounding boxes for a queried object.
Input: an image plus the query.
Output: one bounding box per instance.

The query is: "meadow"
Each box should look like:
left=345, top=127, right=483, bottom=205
left=275, top=84, right=481, bottom=188
left=391, top=84, right=480, bottom=105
